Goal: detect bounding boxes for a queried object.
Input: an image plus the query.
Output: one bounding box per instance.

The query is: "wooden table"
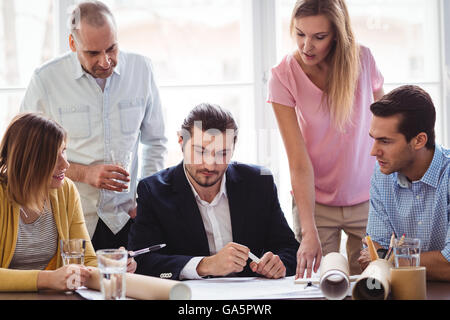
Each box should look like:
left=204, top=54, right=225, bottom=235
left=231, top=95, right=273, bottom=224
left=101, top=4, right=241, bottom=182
left=0, top=281, right=449, bottom=300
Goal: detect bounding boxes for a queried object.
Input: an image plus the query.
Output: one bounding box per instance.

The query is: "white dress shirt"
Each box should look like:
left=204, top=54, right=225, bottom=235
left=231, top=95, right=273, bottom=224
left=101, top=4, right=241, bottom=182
left=20, top=51, right=167, bottom=236
left=179, top=166, right=233, bottom=279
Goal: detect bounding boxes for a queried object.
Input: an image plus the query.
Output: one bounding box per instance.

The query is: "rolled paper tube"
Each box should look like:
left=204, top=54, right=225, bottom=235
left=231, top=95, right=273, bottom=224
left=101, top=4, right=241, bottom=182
left=366, top=236, right=379, bottom=261
left=87, top=268, right=191, bottom=300
left=352, top=259, right=391, bottom=300
left=319, top=252, right=350, bottom=300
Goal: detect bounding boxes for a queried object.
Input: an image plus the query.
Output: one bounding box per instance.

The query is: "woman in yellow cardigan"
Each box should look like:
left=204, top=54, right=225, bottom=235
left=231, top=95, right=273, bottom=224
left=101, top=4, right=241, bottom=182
left=0, top=113, right=97, bottom=292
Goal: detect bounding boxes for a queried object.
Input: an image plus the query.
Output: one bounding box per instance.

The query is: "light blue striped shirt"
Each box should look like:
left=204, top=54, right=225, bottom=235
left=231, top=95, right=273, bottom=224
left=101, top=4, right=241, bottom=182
left=21, top=51, right=168, bottom=236
left=367, top=144, right=450, bottom=261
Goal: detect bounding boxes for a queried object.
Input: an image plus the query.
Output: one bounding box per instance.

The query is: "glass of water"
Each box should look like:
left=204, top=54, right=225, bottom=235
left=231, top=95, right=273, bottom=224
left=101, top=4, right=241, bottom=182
left=110, top=149, right=133, bottom=193
left=96, top=249, right=128, bottom=300
left=60, top=239, right=86, bottom=265
left=393, top=238, right=421, bottom=268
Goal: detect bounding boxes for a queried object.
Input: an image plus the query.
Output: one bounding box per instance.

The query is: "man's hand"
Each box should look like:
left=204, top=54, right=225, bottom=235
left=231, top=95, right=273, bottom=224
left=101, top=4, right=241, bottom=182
left=85, top=164, right=130, bottom=192
left=296, top=230, right=322, bottom=279
left=119, top=247, right=137, bottom=273
left=357, top=247, right=372, bottom=271
left=250, top=252, right=286, bottom=279
left=128, top=206, right=137, bottom=219
left=197, top=242, right=250, bottom=277
left=358, top=237, right=383, bottom=271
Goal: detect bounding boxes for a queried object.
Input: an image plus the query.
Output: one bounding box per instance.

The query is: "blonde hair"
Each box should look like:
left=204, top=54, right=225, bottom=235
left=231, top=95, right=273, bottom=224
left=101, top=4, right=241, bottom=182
left=0, top=113, right=66, bottom=212
left=290, top=0, right=360, bottom=130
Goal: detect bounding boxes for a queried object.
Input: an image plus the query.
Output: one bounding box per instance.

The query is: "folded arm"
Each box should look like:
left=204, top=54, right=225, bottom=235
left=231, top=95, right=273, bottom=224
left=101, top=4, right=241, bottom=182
left=421, top=251, right=450, bottom=281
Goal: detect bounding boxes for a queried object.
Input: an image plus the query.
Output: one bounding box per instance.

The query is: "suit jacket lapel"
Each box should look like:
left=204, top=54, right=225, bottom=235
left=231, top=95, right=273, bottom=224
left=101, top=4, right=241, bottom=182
left=226, top=164, right=247, bottom=244
left=172, top=163, right=210, bottom=255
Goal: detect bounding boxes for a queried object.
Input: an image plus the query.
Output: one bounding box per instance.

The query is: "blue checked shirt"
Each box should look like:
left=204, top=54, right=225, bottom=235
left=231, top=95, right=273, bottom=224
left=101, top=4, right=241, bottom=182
left=367, top=144, right=450, bottom=261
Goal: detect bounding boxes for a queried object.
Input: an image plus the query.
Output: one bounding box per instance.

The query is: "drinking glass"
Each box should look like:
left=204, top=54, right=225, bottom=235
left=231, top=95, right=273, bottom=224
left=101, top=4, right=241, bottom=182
left=60, top=239, right=86, bottom=292
left=96, top=248, right=128, bottom=300
left=60, top=239, right=86, bottom=266
left=393, top=238, right=421, bottom=268
left=110, top=149, right=133, bottom=193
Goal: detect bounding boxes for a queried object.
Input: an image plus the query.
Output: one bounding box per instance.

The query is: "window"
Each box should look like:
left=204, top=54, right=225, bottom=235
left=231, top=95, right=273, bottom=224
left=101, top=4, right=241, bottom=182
left=102, top=0, right=255, bottom=167
left=0, top=0, right=55, bottom=87
left=274, top=0, right=446, bottom=226
left=0, top=0, right=55, bottom=132
left=347, top=0, right=443, bottom=141
left=276, top=0, right=443, bottom=140
left=0, top=0, right=448, bottom=228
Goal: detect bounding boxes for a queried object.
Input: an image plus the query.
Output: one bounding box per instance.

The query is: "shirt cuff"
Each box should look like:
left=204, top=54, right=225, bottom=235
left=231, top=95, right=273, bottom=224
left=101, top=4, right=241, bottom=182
left=179, top=257, right=206, bottom=280
left=441, top=247, right=450, bottom=262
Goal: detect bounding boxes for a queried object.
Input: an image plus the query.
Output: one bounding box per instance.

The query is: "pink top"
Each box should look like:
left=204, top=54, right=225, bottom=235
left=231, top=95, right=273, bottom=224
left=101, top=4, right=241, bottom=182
left=267, top=46, right=384, bottom=206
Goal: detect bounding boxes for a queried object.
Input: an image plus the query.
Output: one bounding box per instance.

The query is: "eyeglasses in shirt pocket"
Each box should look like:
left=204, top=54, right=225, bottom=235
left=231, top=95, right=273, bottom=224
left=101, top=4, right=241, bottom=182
left=58, top=105, right=91, bottom=139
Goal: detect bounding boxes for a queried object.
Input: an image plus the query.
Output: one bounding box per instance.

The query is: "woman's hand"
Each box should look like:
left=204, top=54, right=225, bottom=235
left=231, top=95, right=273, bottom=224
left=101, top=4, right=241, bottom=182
left=272, top=103, right=321, bottom=279
left=296, top=230, right=322, bottom=279
left=37, top=265, right=91, bottom=291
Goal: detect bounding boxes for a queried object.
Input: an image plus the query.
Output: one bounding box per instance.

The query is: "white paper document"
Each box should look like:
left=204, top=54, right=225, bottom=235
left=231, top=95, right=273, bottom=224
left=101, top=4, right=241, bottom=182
left=75, top=287, right=135, bottom=300
left=76, top=275, right=356, bottom=300
left=75, top=287, right=104, bottom=300
left=183, top=276, right=354, bottom=300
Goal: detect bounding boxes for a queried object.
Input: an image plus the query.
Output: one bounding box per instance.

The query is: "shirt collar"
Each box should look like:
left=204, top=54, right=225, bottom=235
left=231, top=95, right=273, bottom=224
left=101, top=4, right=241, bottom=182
left=114, top=52, right=122, bottom=76
left=71, top=51, right=122, bottom=80
left=183, top=165, right=228, bottom=206
left=71, top=52, right=84, bottom=80
left=419, top=144, right=443, bottom=188
left=395, top=145, right=443, bottom=189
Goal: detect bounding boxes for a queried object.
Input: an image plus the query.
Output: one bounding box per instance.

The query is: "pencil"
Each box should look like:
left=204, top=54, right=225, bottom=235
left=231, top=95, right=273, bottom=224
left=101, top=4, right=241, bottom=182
left=388, top=234, right=406, bottom=264
left=366, top=235, right=379, bottom=261
left=248, top=252, right=261, bottom=264
left=384, top=232, right=396, bottom=260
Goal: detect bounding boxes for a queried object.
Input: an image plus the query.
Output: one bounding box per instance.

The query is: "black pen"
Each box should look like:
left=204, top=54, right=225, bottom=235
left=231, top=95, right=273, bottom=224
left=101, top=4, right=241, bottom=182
left=128, top=244, right=166, bottom=258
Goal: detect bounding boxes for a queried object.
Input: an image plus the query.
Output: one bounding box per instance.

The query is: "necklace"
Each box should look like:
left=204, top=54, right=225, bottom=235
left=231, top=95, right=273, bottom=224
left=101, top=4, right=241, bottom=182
left=19, top=207, right=29, bottom=218
left=20, top=200, right=47, bottom=219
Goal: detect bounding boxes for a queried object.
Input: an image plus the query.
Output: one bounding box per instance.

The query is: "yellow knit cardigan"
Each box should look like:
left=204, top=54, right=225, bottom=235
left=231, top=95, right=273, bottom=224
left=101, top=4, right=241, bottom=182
left=0, top=178, right=97, bottom=292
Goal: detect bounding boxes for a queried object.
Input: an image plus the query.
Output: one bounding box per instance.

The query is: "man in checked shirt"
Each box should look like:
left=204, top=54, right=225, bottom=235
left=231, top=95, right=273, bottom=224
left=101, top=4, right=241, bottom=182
left=358, top=85, right=450, bottom=281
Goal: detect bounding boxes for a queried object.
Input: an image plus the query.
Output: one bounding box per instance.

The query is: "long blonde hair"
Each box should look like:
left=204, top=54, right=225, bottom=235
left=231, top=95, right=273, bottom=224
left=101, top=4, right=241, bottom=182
left=290, top=0, right=360, bottom=130
left=0, top=113, right=66, bottom=212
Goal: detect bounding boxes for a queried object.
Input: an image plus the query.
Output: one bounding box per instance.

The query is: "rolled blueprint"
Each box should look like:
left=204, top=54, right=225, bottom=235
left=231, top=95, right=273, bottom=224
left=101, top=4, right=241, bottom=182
left=319, top=252, right=350, bottom=300
left=87, top=267, right=191, bottom=300
left=352, top=259, right=391, bottom=300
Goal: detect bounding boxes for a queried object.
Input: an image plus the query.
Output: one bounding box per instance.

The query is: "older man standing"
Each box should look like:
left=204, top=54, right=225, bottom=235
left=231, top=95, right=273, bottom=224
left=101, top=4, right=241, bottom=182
left=21, top=1, right=167, bottom=250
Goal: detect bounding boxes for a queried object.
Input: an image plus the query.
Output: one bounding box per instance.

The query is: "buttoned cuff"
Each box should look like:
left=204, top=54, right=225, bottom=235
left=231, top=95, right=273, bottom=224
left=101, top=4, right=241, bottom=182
left=441, top=247, right=450, bottom=262
left=179, top=257, right=206, bottom=280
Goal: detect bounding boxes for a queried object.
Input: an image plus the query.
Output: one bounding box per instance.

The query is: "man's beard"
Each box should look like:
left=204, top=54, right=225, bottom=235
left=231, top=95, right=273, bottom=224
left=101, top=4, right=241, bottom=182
left=83, top=61, right=117, bottom=79
left=186, top=167, right=225, bottom=188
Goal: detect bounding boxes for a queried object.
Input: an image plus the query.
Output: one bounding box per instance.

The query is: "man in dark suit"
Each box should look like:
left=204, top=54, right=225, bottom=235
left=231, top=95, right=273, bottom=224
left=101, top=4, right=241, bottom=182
left=129, top=103, right=299, bottom=280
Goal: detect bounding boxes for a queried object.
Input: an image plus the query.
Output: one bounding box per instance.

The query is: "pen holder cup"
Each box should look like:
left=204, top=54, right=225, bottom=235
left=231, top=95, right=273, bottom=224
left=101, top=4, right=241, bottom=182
left=319, top=252, right=350, bottom=300
left=390, top=266, right=426, bottom=300
left=352, top=259, right=391, bottom=300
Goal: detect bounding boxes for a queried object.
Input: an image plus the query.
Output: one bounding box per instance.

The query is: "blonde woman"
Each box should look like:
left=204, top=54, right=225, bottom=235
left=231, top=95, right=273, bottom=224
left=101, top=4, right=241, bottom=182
left=268, top=0, right=384, bottom=278
left=0, top=113, right=97, bottom=292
